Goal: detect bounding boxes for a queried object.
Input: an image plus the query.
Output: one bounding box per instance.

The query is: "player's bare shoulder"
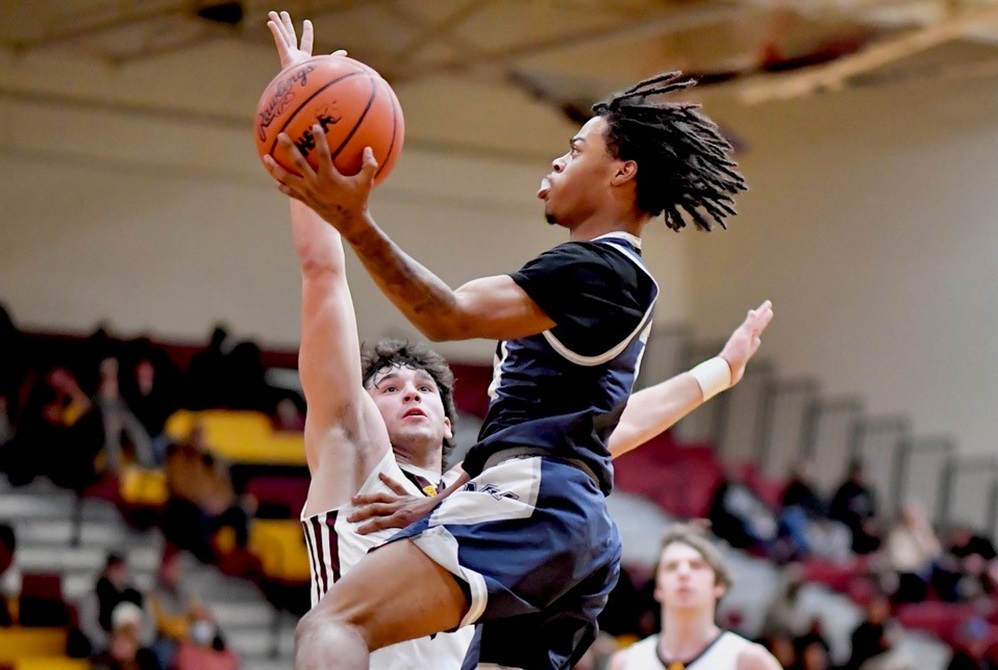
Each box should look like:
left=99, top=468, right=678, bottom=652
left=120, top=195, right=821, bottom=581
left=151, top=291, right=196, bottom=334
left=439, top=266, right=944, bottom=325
left=736, top=641, right=783, bottom=670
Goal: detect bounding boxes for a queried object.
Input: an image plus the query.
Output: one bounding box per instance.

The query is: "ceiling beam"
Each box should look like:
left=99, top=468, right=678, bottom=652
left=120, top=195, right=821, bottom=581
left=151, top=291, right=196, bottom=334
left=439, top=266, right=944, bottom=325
left=7, top=4, right=188, bottom=52
left=395, top=5, right=742, bottom=81
left=738, top=2, right=998, bottom=103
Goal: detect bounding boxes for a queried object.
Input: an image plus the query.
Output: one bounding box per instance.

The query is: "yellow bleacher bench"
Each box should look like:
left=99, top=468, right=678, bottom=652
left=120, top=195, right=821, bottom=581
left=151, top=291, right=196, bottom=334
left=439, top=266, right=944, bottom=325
left=0, top=627, right=68, bottom=663
left=164, top=410, right=306, bottom=466
left=249, top=519, right=312, bottom=583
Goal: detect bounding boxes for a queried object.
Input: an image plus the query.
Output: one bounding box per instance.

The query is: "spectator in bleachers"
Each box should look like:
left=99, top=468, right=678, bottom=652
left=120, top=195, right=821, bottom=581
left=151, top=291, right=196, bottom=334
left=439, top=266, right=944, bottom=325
left=933, top=525, right=998, bottom=603
left=830, top=459, right=882, bottom=555
left=883, top=503, right=942, bottom=604
left=0, top=366, right=105, bottom=489
left=945, top=616, right=993, bottom=670
left=795, top=635, right=833, bottom=670
left=91, top=601, right=159, bottom=670
left=857, top=620, right=914, bottom=670
left=120, top=344, right=182, bottom=463
left=0, top=303, right=28, bottom=423
left=185, top=325, right=231, bottom=410
left=845, top=593, right=893, bottom=670
left=223, top=340, right=279, bottom=413
left=96, top=357, right=155, bottom=474
left=0, top=522, right=18, bottom=626
left=147, top=549, right=200, bottom=670
left=0, top=396, right=12, bottom=451
left=162, top=423, right=256, bottom=564
left=762, top=565, right=823, bottom=640
left=94, top=552, right=146, bottom=639
left=780, top=460, right=853, bottom=563
left=708, top=470, right=779, bottom=555
left=760, top=631, right=797, bottom=670
left=173, top=607, right=239, bottom=670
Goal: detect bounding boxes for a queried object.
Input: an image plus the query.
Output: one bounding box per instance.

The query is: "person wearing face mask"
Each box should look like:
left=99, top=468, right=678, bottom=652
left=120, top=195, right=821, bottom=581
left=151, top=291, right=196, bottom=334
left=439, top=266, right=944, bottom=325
left=173, top=606, right=239, bottom=670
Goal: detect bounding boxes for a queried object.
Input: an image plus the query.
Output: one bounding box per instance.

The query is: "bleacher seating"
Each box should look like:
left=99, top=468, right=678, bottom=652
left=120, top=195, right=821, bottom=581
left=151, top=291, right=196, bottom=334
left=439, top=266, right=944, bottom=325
left=2, top=326, right=982, bottom=668
left=0, top=627, right=71, bottom=668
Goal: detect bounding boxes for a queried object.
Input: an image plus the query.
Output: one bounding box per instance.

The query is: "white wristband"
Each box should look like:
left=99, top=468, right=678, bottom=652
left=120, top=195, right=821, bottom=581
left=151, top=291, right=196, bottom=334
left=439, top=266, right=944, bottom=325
left=689, top=357, right=731, bottom=402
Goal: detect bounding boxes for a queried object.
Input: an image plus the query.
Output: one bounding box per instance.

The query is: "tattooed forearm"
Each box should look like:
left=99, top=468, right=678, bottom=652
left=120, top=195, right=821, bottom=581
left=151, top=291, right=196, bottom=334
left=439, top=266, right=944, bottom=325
left=344, top=213, right=462, bottom=341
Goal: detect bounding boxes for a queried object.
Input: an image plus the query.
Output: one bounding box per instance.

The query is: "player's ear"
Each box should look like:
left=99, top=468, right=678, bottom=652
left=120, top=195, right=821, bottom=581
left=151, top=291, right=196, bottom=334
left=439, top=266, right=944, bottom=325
left=611, top=159, right=637, bottom=186
left=443, top=417, right=453, bottom=440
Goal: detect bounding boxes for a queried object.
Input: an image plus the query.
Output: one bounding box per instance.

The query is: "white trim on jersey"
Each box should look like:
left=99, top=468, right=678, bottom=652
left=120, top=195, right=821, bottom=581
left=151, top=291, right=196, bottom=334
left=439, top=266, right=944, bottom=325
left=592, top=230, right=642, bottom=249
left=539, top=234, right=659, bottom=366
left=487, top=341, right=509, bottom=402
left=476, top=664, right=526, bottom=670
left=409, top=525, right=490, bottom=628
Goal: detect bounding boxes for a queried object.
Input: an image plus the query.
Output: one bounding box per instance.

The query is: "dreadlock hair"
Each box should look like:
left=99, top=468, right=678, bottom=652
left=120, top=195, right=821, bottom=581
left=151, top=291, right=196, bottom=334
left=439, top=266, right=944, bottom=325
left=592, top=72, right=746, bottom=232
left=360, top=339, right=458, bottom=458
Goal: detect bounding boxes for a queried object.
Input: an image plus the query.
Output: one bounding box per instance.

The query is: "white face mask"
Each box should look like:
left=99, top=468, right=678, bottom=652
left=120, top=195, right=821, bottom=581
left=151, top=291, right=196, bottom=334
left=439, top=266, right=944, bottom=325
left=191, top=620, right=215, bottom=645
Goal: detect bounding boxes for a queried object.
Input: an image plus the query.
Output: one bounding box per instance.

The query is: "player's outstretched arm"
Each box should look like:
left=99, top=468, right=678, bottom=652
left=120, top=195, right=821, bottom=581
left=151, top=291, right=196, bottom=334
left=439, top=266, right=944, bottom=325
left=265, top=132, right=555, bottom=343
left=290, top=200, right=393, bottom=513
left=269, top=11, right=391, bottom=514
left=608, top=301, right=772, bottom=458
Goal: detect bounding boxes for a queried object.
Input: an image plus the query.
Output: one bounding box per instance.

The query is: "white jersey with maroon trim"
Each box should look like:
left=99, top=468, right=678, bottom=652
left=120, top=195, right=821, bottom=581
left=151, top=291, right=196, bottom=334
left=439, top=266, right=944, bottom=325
left=616, top=631, right=754, bottom=670
left=300, top=450, right=472, bottom=670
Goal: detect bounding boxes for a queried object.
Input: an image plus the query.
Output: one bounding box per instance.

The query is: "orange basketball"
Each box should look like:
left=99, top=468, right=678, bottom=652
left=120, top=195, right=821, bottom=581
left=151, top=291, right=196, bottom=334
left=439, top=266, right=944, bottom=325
left=254, top=54, right=404, bottom=187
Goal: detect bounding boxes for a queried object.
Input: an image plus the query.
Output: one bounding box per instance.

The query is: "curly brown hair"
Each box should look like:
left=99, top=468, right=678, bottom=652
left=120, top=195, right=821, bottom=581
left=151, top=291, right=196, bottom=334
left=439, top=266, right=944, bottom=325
left=360, top=339, right=457, bottom=457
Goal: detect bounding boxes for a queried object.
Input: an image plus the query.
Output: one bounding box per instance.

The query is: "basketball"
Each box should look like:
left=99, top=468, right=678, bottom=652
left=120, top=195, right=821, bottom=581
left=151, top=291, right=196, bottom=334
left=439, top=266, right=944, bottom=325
left=254, top=54, right=404, bottom=187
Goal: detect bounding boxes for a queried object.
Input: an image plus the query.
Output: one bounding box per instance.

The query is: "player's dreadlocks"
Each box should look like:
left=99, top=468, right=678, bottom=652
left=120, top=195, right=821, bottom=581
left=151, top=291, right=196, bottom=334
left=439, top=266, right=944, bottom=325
left=593, top=72, right=746, bottom=232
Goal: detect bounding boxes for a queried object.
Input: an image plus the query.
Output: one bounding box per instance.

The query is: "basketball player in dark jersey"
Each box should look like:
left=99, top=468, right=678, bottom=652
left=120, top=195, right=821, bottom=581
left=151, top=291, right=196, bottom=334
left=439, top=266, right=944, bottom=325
left=264, top=11, right=758, bottom=669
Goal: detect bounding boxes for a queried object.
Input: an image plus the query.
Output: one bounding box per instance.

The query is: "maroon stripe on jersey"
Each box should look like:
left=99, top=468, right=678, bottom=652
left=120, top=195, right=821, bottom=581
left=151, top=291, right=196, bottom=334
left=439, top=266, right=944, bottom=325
left=302, top=517, right=325, bottom=601
left=327, top=510, right=341, bottom=582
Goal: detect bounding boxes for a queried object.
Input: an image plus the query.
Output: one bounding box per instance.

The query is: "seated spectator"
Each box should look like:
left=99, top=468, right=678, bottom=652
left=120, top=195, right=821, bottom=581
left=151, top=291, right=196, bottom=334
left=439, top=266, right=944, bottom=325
left=1, top=367, right=105, bottom=489
left=795, top=635, right=832, bottom=670
left=847, top=593, right=893, bottom=670
left=0, top=303, right=27, bottom=418
left=830, top=459, right=882, bottom=555
left=120, top=341, right=183, bottom=463
left=883, top=503, right=941, bottom=603
left=163, top=423, right=256, bottom=563
left=857, top=620, right=915, bottom=670
left=780, top=460, right=852, bottom=562
left=761, top=631, right=798, bottom=670
left=173, top=608, right=239, bottom=670
left=94, top=553, right=146, bottom=640
left=91, top=601, right=158, bottom=670
left=96, top=357, right=155, bottom=474
left=0, top=523, right=18, bottom=626
left=148, top=549, right=201, bottom=670
left=185, top=325, right=231, bottom=410
left=708, top=470, right=779, bottom=553
left=946, top=616, right=992, bottom=670
left=933, top=525, right=998, bottom=603
left=762, top=565, right=824, bottom=640
left=0, top=395, right=12, bottom=450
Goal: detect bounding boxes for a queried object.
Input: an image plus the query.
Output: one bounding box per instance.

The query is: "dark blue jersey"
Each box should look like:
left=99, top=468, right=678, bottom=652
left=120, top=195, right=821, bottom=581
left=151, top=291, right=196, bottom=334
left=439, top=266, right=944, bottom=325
left=462, top=232, right=658, bottom=494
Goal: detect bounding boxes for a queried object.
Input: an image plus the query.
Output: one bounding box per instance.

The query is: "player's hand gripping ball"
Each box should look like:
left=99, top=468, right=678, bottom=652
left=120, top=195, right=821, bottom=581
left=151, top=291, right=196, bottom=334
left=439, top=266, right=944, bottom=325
left=254, top=54, right=404, bottom=186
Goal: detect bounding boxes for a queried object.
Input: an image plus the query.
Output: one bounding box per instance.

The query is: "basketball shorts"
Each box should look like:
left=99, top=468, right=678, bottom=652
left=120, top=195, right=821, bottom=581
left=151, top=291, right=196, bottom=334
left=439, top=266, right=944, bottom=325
left=383, top=454, right=622, bottom=670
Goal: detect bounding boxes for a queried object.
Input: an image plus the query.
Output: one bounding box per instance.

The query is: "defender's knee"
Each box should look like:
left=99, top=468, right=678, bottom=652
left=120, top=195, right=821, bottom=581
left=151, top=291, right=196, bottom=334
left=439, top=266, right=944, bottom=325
left=295, top=606, right=369, bottom=658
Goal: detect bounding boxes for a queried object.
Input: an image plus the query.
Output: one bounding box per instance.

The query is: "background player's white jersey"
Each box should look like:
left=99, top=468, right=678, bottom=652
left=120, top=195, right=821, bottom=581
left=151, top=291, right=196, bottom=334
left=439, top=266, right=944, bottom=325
left=301, top=450, right=473, bottom=670
left=616, top=631, right=754, bottom=670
